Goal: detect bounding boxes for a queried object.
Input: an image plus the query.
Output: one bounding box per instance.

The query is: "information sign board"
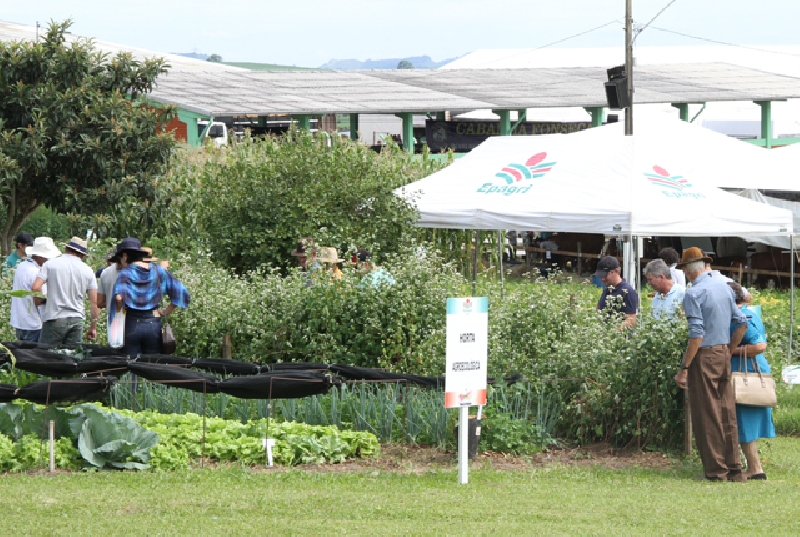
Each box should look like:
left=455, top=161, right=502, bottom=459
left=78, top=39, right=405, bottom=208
left=445, top=297, right=488, bottom=408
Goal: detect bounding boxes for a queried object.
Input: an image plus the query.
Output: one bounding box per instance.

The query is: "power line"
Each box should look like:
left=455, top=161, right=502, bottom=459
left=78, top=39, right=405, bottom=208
left=536, top=19, right=622, bottom=49
left=633, top=0, right=680, bottom=43
left=468, top=19, right=621, bottom=68
left=649, top=26, right=800, bottom=58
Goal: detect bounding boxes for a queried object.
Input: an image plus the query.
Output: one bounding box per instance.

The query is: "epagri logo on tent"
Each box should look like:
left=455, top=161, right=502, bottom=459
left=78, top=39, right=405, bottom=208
left=645, top=165, right=705, bottom=199
left=477, top=152, right=556, bottom=196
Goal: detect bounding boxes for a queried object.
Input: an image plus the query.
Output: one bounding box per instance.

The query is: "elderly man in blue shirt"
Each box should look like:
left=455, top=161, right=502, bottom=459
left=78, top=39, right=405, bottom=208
left=674, top=247, right=748, bottom=482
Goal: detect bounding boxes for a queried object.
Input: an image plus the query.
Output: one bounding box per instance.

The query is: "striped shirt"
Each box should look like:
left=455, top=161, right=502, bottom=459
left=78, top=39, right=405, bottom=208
left=113, top=263, right=190, bottom=311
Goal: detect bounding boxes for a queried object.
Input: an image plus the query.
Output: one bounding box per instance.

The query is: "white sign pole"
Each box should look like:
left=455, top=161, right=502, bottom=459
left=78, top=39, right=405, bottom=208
left=458, top=406, right=469, bottom=484
left=446, top=297, right=488, bottom=486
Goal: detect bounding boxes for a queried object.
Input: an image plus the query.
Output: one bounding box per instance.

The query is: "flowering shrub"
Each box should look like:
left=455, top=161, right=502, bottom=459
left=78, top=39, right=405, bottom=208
left=169, top=247, right=464, bottom=375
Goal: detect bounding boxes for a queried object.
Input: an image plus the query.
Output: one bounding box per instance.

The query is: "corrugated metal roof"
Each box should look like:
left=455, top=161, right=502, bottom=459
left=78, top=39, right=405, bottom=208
left=150, top=64, right=800, bottom=116
left=5, top=20, right=800, bottom=117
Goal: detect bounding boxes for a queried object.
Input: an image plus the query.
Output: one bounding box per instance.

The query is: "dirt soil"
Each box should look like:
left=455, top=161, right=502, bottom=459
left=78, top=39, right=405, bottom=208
left=265, top=444, right=681, bottom=475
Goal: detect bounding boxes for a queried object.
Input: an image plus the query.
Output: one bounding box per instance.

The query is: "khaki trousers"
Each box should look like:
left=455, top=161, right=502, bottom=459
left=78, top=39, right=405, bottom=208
left=688, top=345, right=742, bottom=479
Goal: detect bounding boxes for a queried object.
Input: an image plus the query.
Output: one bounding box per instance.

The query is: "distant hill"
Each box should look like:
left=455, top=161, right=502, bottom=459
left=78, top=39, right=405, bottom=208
left=319, top=55, right=460, bottom=70
left=173, top=52, right=208, bottom=60
left=222, top=62, right=319, bottom=71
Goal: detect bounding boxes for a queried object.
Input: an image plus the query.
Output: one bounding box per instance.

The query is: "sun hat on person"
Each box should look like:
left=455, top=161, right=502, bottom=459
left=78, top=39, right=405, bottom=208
left=676, top=246, right=713, bottom=268
left=141, top=247, right=159, bottom=262
left=65, top=236, right=89, bottom=255
left=593, top=256, right=620, bottom=278
left=316, top=247, right=344, bottom=263
left=26, top=237, right=62, bottom=259
left=116, top=237, right=145, bottom=253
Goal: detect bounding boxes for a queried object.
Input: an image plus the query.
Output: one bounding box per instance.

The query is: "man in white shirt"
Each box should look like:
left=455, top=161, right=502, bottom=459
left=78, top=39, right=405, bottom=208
left=10, top=237, right=61, bottom=342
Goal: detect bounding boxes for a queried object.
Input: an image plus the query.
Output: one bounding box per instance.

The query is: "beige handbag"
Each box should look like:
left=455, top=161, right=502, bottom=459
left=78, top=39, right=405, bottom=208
left=731, top=356, right=777, bottom=407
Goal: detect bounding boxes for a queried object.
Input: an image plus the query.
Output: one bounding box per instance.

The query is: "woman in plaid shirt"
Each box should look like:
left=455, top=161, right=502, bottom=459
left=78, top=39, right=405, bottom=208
left=113, top=239, right=190, bottom=356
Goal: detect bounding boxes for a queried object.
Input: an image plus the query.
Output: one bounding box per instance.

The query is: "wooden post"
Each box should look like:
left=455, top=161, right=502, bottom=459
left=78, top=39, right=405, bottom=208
left=222, top=334, right=232, bottom=359
left=738, top=263, right=743, bottom=283
left=577, top=242, right=582, bottom=277
left=684, top=390, right=692, bottom=456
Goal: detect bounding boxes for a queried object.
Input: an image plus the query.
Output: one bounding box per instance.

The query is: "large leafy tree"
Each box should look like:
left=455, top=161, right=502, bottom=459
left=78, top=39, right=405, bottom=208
left=0, top=20, right=176, bottom=254
left=179, top=132, right=444, bottom=273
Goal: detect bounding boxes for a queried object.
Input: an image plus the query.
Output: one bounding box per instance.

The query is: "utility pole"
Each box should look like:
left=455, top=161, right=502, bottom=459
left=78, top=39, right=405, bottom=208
left=625, top=0, right=633, bottom=135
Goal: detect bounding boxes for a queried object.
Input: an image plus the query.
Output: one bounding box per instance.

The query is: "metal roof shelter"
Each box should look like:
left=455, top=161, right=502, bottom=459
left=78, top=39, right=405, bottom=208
left=3, top=19, right=800, bottom=148
left=149, top=63, right=800, bottom=115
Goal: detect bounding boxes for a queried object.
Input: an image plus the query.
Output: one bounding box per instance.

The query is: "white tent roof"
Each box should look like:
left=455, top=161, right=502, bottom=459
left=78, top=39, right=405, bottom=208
left=738, top=189, right=800, bottom=249
left=397, top=122, right=793, bottom=237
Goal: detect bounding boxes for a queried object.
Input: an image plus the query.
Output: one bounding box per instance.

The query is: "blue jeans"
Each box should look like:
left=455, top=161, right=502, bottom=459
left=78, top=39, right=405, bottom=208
left=39, top=318, right=84, bottom=346
left=123, top=315, right=162, bottom=357
left=15, top=328, right=42, bottom=343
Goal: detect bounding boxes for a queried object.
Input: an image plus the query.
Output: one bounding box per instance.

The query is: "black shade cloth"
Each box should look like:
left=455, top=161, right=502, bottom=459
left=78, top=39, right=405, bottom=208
left=0, top=383, right=19, bottom=403
left=329, top=365, right=444, bottom=388
left=192, top=358, right=260, bottom=376
left=219, top=371, right=336, bottom=399
left=3, top=347, right=79, bottom=377
left=15, top=378, right=117, bottom=405
left=127, top=362, right=222, bottom=394
left=263, top=362, right=330, bottom=371
left=76, top=357, right=131, bottom=374
left=131, top=355, right=194, bottom=366
left=57, top=343, right=128, bottom=356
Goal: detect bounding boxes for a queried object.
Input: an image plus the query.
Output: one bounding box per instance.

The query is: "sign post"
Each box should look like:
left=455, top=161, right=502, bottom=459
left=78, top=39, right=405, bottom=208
left=446, top=297, right=488, bottom=484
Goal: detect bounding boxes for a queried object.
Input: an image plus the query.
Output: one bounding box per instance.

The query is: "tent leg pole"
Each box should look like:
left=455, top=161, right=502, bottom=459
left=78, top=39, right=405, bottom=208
left=472, top=230, right=479, bottom=296
left=791, top=234, right=795, bottom=362
left=498, top=230, right=505, bottom=301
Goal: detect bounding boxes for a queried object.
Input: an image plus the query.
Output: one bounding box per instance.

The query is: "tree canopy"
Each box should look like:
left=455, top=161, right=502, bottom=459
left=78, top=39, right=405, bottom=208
left=0, top=20, right=176, bottom=253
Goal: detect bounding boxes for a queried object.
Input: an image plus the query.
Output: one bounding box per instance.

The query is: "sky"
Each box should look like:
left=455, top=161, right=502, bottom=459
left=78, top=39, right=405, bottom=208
left=4, top=0, right=800, bottom=67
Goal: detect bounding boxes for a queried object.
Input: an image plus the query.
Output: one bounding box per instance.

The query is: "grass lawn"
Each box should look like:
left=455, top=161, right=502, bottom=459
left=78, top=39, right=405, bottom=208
left=2, top=437, right=798, bottom=535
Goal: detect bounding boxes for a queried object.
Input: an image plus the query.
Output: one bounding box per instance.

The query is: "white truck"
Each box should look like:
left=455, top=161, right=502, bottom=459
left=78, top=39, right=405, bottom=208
left=197, top=120, right=228, bottom=147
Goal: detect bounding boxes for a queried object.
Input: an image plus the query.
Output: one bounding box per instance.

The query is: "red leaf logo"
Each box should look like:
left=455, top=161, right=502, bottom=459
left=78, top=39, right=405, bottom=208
left=653, top=165, right=669, bottom=177
left=526, top=152, right=547, bottom=167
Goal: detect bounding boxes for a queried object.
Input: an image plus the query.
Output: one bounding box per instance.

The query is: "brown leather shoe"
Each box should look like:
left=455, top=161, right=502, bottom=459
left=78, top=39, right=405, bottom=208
left=726, top=471, right=746, bottom=482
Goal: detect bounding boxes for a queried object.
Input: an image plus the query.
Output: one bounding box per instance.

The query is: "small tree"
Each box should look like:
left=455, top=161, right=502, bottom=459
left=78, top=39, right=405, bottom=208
left=397, top=60, right=413, bottom=69
left=206, top=54, right=223, bottom=63
left=0, top=20, right=177, bottom=253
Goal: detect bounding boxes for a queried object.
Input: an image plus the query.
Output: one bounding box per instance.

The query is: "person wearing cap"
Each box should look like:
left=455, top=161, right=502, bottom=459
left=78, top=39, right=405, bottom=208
left=354, top=249, right=395, bottom=288
left=10, top=237, right=61, bottom=342
left=113, top=238, right=190, bottom=356
left=3, top=232, right=34, bottom=276
left=644, top=258, right=685, bottom=320
left=674, top=246, right=748, bottom=482
left=594, top=256, right=638, bottom=329
left=32, top=237, right=100, bottom=345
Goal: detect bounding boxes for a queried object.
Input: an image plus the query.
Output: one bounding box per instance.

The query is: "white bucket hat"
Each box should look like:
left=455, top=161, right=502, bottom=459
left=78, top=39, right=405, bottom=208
left=316, top=247, right=344, bottom=263
left=26, top=237, right=62, bottom=259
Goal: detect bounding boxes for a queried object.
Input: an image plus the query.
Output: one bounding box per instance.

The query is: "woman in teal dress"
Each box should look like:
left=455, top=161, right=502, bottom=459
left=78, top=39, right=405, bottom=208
left=728, top=282, right=776, bottom=480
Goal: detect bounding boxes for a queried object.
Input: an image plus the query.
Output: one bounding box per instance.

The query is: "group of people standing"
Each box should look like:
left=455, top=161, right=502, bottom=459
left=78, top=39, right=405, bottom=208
left=595, top=245, right=775, bottom=481
left=8, top=233, right=190, bottom=357
left=289, top=238, right=395, bottom=288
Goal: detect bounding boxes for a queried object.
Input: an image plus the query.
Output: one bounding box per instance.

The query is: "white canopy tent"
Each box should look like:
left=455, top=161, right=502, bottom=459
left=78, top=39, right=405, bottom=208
left=397, top=121, right=794, bottom=237
left=396, top=120, right=794, bottom=294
